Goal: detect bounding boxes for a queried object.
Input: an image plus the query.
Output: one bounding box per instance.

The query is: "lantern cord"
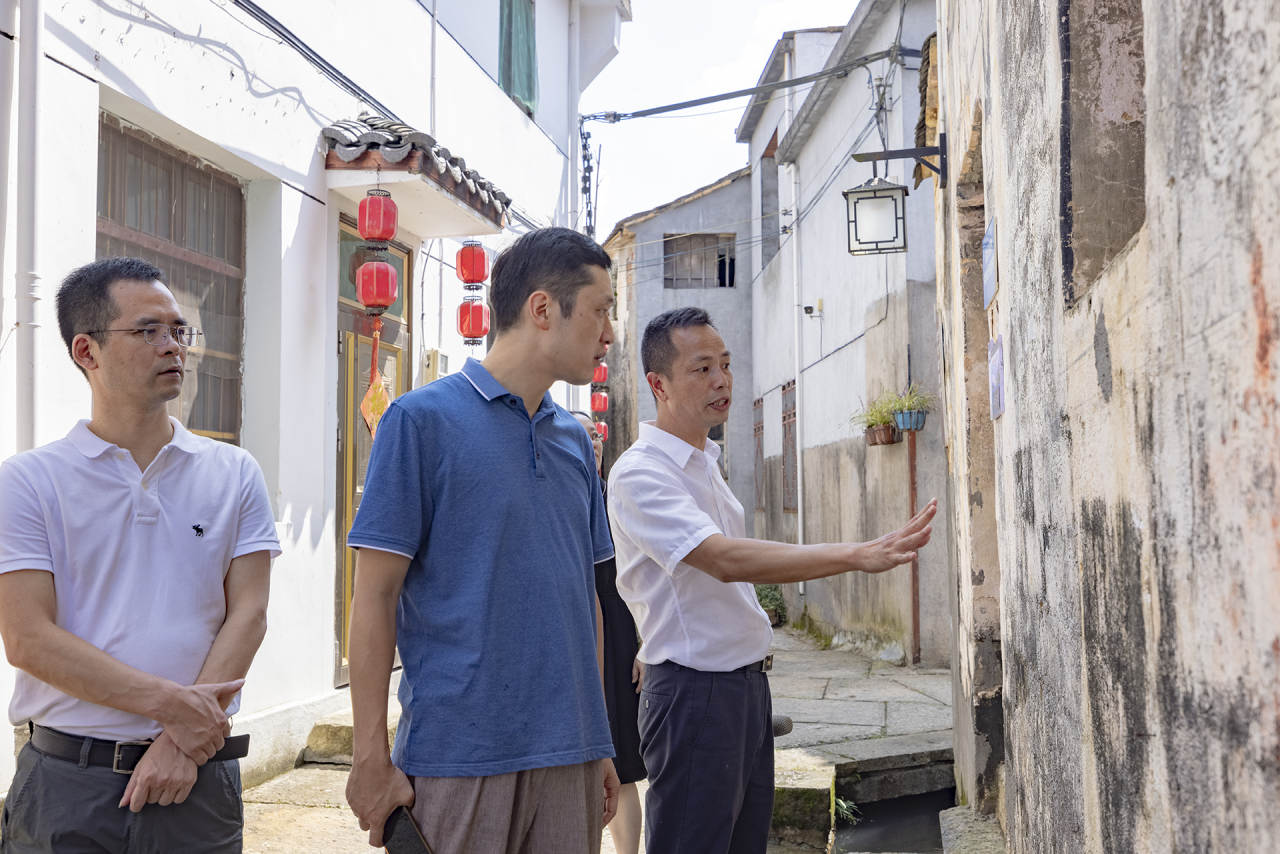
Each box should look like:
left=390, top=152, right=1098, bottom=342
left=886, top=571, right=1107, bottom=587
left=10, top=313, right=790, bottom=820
left=370, top=316, right=382, bottom=391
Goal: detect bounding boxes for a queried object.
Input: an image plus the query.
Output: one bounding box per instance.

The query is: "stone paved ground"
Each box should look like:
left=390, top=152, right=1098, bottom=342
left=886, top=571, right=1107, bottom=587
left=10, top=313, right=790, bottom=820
left=243, top=628, right=953, bottom=853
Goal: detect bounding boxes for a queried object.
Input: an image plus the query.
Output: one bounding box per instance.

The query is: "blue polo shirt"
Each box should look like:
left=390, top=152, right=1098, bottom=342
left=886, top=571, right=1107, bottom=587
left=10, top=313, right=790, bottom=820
left=347, top=358, right=615, bottom=777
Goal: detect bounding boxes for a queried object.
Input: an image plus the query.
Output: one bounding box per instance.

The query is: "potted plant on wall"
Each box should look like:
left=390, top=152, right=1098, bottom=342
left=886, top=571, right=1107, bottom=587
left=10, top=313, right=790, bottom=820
left=890, top=383, right=937, bottom=432
left=851, top=391, right=902, bottom=446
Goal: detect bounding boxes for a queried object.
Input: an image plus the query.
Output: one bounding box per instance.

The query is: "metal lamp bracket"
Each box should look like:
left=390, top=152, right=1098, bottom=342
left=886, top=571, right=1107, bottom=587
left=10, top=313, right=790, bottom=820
left=851, top=132, right=948, bottom=188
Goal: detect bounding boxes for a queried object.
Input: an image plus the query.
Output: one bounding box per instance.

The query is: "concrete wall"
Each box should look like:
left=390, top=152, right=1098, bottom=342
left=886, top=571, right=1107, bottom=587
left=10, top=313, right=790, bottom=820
left=748, top=0, right=952, bottom=667
left=0, top=0, right=618, bottom=795
left=609, top=172, right=756, bottom=521
left=936, top=0, right=1280, bottom=849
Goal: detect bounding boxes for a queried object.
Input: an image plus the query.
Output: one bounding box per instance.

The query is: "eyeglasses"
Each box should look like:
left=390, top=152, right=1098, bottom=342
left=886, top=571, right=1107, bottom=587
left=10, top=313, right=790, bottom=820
left=87, top=324, right=202, bottom=347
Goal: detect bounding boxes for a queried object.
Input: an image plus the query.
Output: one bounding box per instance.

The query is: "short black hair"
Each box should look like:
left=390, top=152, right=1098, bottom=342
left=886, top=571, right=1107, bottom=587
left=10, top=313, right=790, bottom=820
left=56, top=257, right=165, bottom=367
left=489, top=227, right=611, bottom=334
left=641, top=307, right=715, bottom=377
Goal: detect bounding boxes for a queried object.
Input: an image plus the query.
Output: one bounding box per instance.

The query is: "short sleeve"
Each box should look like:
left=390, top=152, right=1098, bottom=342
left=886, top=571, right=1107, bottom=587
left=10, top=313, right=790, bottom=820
left=234, top=453, right=282, bottom=560
left=0, top=460, right=54, bottom=575
left=607, top=464, right=723, bottom=575
left=346, top=402, right=434, bottom=559
left=590, top=475, right=614, bottom=563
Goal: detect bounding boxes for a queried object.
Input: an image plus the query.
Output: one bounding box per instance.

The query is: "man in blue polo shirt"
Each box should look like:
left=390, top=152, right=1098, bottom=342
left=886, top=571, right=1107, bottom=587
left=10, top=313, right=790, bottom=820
left=344, top=228, right=620, bottom=853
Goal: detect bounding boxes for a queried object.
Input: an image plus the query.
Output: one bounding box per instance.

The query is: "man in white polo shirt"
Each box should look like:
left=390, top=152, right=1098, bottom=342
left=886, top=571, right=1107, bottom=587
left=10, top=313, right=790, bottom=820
left=607, top=307, right=936, bottom=854
left=0, top=257, right=279, bottom=853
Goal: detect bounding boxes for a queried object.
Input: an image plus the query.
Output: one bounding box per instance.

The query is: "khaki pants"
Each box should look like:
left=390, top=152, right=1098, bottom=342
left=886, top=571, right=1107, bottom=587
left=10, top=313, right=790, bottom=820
left=409, top=759, right=605, bottom=854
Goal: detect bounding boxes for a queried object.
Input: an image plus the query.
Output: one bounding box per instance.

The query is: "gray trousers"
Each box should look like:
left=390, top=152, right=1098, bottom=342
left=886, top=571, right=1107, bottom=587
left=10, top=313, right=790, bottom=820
left=1, top=742, right=243, bottom=854
left=638, top=661, right=774, bottom=854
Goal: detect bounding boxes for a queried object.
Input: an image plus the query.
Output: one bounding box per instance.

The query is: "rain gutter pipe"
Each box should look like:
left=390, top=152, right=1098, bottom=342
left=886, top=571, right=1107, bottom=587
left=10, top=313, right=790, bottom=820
left=785, top=46, right=807, bottom=604
left=15, top=0, right=43, bottom=452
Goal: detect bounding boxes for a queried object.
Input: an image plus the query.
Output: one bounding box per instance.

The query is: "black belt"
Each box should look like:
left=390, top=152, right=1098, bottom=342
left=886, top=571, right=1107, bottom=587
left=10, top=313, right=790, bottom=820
left=735, top=655, right=773, bottom=673
left=30, top=725, right=249, bottom=774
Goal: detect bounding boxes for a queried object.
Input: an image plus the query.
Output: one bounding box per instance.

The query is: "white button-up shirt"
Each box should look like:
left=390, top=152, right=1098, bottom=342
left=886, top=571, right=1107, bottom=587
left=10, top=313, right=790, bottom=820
left=607, top=421, right=772, bottom=671
left=0, top=419, right=280, bottom=740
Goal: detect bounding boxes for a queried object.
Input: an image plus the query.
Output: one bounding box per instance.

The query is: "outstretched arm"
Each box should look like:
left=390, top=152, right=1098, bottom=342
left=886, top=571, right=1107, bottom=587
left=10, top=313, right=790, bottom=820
left=684, top=500, right=938, bottom=584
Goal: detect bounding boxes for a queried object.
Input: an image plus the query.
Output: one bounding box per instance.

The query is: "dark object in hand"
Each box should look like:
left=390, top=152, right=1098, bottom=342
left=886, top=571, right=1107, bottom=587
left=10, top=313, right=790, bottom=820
left=383, top=805, right=432, bottom=854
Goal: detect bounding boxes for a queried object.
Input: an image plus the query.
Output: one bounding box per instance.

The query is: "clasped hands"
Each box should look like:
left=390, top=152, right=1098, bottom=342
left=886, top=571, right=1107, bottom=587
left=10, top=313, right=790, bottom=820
left=118, top=679, right=243, bottom=813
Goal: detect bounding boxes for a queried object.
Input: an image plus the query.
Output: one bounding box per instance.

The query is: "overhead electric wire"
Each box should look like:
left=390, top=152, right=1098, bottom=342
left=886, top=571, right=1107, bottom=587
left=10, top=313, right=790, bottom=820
left=581, top=47, right=919, bottom=125
left=229, top=0, right=403, bottom=122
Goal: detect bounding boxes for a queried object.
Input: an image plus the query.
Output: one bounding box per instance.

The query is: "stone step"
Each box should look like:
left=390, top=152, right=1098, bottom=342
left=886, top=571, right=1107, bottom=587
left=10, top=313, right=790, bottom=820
left=939, top=806, right=1006, bottom=854
left=831, top=730, right=955, bottom=804
left=301, top=708, right=400, bottom=765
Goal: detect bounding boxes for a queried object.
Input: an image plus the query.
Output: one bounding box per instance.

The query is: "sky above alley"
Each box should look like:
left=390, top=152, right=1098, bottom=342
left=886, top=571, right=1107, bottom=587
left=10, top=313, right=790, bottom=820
left=579, top=0, right=860, bottom=239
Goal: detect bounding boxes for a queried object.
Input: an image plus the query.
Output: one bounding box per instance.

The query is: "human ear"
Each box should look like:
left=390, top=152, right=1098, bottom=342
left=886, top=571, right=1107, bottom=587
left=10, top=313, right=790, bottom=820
left=646, top=371, right=667, bottom=403
left=71, top=334, right=100, bottom=373
left=528, top=291, right=553, bottom=331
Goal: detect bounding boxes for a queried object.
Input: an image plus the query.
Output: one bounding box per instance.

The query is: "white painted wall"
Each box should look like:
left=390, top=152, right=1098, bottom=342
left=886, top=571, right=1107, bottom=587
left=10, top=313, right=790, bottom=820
left=0, top=0, right=625, bottom=795
left=750, top=1, right=936, bottom=451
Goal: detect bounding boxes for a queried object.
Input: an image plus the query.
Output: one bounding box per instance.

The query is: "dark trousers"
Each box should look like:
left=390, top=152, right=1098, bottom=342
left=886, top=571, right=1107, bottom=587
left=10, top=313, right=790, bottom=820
left=1, top=742, right=243, bottom=854
left=637, top=661, right=774, bottom=854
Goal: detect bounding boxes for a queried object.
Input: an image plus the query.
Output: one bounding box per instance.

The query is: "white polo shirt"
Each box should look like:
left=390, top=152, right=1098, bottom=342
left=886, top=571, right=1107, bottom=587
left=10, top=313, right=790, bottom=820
left=0, top=418, right=280, bottom=741
left=607, top=421, right=772, bottom=671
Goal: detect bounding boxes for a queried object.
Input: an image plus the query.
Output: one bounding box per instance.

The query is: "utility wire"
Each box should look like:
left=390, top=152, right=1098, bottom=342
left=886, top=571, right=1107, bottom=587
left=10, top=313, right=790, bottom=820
left=581, top=47, right=919, bottom=125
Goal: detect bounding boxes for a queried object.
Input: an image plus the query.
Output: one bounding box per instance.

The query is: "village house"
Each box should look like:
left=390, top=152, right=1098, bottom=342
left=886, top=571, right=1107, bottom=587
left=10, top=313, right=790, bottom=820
left=0, top=0, right=631, bottom=793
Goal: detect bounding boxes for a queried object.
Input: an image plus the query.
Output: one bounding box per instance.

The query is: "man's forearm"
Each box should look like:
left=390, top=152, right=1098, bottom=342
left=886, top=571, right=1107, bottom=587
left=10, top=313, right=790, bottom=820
left=685, top=536, right=860, bottom=585
left=6, top=619, right=181, bottom=721
left=347, top=584, right=400, bottom=763
left=190, top=551, right=271, bottom=695
left=191, top=610, right=267, bottom=693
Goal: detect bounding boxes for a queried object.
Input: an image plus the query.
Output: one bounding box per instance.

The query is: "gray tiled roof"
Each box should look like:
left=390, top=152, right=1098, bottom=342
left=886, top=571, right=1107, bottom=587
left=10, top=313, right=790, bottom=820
left=322, top=113, right=510, bottom=221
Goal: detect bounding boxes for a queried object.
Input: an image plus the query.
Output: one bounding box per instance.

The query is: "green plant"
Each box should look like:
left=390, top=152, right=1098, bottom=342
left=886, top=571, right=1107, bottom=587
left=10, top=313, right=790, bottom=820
left=754, top=584, right=787, bottom=624
left=891, top=382, right=937, bottom=413
left=850, top=389, right=897, bottom=428
left=834, top=796, right=862, bottom=825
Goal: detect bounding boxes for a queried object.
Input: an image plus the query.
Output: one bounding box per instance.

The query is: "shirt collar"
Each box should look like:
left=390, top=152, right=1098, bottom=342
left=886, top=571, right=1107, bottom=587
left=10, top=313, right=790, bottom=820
left=460, top=357, right=555, bottom=415
left=638, top=421, right=720, bottom=469
left=66, top=416, right=202, bottom=459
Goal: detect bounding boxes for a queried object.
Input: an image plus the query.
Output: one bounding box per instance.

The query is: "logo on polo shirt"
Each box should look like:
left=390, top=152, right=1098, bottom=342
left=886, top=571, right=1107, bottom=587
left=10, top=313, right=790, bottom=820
left=192, top=524, right=204, bottom=537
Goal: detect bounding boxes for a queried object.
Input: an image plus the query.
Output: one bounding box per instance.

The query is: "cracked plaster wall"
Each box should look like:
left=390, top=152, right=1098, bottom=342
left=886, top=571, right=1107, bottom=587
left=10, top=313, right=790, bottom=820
left=937, top=0, right=1280, bottom=850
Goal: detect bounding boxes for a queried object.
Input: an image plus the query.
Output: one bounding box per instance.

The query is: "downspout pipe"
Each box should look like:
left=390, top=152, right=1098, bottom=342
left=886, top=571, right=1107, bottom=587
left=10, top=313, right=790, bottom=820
left=785, top=47, right=807, bottom=603
left=15, top=0, right=43, bottom=452
left=567, top=0, right=581, bottom=233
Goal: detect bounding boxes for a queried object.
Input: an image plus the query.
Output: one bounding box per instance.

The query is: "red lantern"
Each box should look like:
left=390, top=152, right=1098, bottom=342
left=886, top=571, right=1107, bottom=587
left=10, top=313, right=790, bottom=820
left=456, top=241, right=488, bottom=284
left=595, top=421, right=609, bottom=442
left=356, top=261, right=398, bottom=314
left=358, top=190, right=398, bottom=242
left=458, top=299, right=490, bottom=342
left=592, top=363, right=608, bottom=384
left=591, top=390, right=609, bottom=413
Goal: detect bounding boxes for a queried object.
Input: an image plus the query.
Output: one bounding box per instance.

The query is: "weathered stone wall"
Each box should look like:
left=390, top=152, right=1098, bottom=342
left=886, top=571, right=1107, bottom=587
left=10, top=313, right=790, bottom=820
left=937, top=0, right=1280, bottom=849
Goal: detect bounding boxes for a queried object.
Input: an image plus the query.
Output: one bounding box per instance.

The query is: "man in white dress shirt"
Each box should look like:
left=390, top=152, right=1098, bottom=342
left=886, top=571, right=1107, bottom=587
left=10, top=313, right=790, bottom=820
left=607, top=307, right=936, bottom=854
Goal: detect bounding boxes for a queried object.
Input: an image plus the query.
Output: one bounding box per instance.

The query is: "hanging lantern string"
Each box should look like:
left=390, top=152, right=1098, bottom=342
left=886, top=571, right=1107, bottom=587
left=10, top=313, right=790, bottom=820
left=370, top=315, right=383, bottom=390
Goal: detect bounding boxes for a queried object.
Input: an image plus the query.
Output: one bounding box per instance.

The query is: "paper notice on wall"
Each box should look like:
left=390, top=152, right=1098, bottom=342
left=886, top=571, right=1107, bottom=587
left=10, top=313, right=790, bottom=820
left=982, top=218, right=998, bottom=309
left=989, top=335, right=1005, bottom=421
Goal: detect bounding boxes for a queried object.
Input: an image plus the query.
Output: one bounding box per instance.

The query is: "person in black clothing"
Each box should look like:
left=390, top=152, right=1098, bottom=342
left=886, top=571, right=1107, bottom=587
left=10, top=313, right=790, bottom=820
left=575, top=411, right=646, bottom=854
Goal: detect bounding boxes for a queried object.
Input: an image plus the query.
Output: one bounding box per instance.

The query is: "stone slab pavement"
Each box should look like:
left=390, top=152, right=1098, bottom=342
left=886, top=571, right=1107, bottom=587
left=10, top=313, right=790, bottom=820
left=242, top=628, right=953, bottom=853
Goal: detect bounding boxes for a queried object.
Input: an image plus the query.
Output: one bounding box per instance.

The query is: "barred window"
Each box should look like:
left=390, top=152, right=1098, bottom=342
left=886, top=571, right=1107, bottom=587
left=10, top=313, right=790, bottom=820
left=97, top=113, right=245, bottom=443
left=663, top=234, right=736, bottom=289
left=782, top=381, right=797, bottom=512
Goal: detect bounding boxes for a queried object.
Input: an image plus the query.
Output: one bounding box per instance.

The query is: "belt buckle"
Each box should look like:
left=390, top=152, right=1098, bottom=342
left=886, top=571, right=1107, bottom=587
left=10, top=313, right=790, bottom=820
left=762, top=654, right=773, bottom=672
left=112, top=740, right=152, bottom=775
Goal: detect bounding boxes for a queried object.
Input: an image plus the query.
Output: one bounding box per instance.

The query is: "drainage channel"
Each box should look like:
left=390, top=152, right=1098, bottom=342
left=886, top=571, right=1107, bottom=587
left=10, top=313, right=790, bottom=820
left=835, top=787, right=955, bottom=853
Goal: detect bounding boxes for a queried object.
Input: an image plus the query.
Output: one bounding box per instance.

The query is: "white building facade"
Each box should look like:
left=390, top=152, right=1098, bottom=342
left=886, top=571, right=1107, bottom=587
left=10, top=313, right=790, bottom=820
left=0, top=0, right=630, bottom=792
left=741, top=3, right=953, bottom=666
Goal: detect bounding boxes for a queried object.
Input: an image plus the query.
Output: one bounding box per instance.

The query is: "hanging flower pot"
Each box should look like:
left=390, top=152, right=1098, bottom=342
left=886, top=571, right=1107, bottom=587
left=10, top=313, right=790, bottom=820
left=874, top=424, right=902, bottom=445
left=889, top=384, right=936, bottom=432
left=865, top=426, right=882, bottom=446
left=893, top=410, right=927, bottom=431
